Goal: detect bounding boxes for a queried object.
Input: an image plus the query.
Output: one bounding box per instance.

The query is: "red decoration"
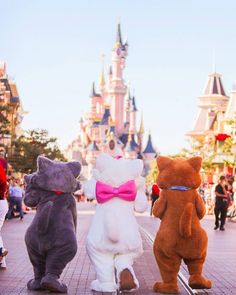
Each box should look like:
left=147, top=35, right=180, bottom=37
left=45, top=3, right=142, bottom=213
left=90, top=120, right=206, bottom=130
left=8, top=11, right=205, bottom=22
left=152, top=184, right=160, bottom=195
left=53, top=190, right=64, bottom=195
left=215, top=133, right=230, bottom=141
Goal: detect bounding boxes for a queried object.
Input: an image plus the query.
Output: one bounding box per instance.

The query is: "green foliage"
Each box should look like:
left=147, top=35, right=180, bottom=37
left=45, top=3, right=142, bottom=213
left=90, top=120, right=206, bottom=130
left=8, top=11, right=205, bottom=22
left=146, top=159, right=158, bottom=186
left=0, top=105, right=10, bottom=135
left=9, top=129, right=66, bottom=173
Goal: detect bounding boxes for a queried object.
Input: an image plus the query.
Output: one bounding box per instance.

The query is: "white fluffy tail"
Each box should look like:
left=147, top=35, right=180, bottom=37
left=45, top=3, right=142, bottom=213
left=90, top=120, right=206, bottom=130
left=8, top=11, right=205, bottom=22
left=104, top=211, right=119, bottom=243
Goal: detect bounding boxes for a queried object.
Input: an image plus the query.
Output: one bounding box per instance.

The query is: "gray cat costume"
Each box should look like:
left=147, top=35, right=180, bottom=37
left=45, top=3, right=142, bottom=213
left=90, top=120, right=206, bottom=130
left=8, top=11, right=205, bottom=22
left=24, top=156, right=81, bottom=293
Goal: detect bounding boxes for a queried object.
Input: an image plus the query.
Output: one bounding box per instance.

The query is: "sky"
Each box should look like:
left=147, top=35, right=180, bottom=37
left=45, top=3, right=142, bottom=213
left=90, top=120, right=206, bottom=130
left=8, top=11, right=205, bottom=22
left=1, top=0, right=236, bottom=155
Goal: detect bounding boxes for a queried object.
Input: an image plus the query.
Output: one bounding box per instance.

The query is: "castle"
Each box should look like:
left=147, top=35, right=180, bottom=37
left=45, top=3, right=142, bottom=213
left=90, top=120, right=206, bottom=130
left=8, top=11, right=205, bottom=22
left=65, top=23, right=156, bottom=178
left=0, top=62, right=25, bottom=152
left=187, top=70, right=236, bottom=178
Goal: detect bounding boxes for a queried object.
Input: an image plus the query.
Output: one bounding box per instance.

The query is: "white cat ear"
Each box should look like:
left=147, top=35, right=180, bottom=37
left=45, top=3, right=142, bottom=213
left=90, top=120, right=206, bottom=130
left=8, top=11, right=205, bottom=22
left=92, top=168, right=100, bottom=180
left=67, top=161, right=81, bottom=178
left=37, top=156, right=52, bottom=172
left=129, top=159, right=143, bottom=178
left=95, top=153, right=113, bottom=171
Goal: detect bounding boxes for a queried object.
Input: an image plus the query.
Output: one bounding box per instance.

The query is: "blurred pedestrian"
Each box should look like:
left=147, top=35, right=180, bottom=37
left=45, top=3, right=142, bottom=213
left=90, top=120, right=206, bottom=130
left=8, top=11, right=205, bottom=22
left=150, top=183, right=160, bottom=216
left=0, top=165, right=8, bottom=269
left=214, top=176, right=228, bottom=231
left=6, top=178, right=24, bottom=220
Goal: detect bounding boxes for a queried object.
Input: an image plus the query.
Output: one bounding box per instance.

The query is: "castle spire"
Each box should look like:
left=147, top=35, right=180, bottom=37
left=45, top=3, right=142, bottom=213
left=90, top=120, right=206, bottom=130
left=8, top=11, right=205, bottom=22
left=139, top=113, right=144, bottom=134
left=130, top=95, right=138, bottom=112
left=116, top=21, right=123, bottom=47
left=99, top=53, right=106, bottom=88
left=143, top=132, right=156, bottom=154
left=90, top=82, right=101, bottom=97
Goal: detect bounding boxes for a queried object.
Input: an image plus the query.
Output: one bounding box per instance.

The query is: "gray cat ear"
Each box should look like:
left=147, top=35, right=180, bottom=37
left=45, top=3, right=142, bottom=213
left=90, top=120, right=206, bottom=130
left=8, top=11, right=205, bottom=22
left=24, top=174, right=31, bottom=184
left=67, top=161, right=81, bottom=178
left=37, top=156, right=52, bottom=172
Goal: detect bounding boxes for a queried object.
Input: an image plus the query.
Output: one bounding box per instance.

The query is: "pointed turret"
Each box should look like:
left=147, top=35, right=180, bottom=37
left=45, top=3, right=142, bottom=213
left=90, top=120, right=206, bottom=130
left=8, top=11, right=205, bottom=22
left=87, top=140, right=99, bottom=151
left=99, top=67, right=105, bottom=89
left=187, top=71, right=228, bottom=140
left=109, top=65, right=113, bottom=76
left=99, top=54, right=106, bottom=92
left=100, top=105, right=111, bottom=125
left=143, top=132, right=156, bottom=154
left=225, top=87, right=236, bottom=121
left=202, top=72, right=226, bottom=97
left=90, top=82, right=101, bottom=97
left=124, top=132, right=137, bottom=159
left=125, top=133, right=135, bottom=152
left=130, top=96, right=138, bottom=112
left=116, top=22, right=123, bottom=47
left=139, top=113, right=144, bottom=134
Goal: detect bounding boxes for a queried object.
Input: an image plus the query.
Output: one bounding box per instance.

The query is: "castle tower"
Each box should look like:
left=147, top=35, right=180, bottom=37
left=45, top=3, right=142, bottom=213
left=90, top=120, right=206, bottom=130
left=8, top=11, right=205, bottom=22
left=125, top=89, right=131, bottom=124
left=130, top=95, right=138, bottom=133
left=109, top=22, right=128, bottom=134
left=143, top=132, right=156, bottom=175
left=99, top=55, right=106, bottom=99
left=89, top=82, right=104, bottom=120
left=86, top=140, right=100, bottom=175
left=99, top=105, right=111, bottom=144
left=187, top=71, right=228, bottom=142
left=124, top=133, right=136, bottom=159
left=225, top=86, right=236, bottom=136
left=137, top=113, right=144, bottom=151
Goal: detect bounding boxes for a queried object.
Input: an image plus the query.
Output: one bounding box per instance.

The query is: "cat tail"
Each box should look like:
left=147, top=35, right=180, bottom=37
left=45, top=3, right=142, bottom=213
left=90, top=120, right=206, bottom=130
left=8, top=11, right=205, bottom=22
left=179, top=203, right=193, bottom=238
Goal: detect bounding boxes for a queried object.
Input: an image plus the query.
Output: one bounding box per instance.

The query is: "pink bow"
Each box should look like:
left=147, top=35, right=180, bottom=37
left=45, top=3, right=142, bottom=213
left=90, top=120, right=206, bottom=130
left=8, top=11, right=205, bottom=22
left=96, top=180, right=137, bottom=204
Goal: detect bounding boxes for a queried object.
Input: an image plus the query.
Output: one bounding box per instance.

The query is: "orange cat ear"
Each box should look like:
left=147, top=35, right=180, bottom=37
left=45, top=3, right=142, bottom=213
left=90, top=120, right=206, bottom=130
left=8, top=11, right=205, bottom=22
left=156, top=156, right=173, bottom=171
left=187, top=156, right=202, bottom=172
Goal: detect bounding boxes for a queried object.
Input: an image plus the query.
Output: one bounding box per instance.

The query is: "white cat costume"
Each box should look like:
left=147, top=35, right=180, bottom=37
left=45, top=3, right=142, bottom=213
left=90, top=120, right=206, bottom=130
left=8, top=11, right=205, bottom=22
left=83, top=153, right=148, bottom=292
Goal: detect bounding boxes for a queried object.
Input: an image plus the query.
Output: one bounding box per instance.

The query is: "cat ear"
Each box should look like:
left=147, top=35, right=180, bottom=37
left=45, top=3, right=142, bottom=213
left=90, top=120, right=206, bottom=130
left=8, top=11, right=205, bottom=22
left=24, top=174, right=31, bottom=184
left=129, top=159, right=143, bottom=178
left=95, top=153, right=113, bottom=171
left=67, top=161, right=81, bottom=178
left=156, top=156, right=173, bottom=171
left=187, top=156, right=202, bottom=172
left=37, top=156, right=52, bottom=172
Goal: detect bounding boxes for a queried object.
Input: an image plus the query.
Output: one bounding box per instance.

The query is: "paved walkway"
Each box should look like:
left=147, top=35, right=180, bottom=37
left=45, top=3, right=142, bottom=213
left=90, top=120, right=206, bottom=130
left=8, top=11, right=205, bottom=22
left=138, top=210, right=236, bottom=295
left=0, top=202, right=236, bottom=294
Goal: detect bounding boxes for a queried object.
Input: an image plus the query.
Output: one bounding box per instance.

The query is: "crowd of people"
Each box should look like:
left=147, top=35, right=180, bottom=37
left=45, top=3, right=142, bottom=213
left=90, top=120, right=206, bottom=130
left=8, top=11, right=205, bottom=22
left=0, top=167, right=26, bottom=269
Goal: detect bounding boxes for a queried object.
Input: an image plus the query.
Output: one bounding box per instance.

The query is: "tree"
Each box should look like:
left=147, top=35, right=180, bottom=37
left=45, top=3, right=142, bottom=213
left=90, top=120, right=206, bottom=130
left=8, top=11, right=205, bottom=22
left=9, top=129, right=66, bottom=173
left=0, top=105, right=10, bottom=136
left=146, top=159, right=158, bottom=186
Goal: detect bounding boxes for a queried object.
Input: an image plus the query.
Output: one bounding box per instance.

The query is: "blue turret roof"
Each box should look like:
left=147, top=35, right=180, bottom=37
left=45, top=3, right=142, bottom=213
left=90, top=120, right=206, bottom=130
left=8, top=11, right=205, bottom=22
left=119, top=133, right=128, bottom=145
left=143, top=134, right=156, bottom=154
left=130, top=96, right=138, bottom=112
left=90, top=82, right=101, bottom=97
left=100, top=107, right=110, bottom=125
left=124, top=139, right=135, bottom=152
left=92, top=120, right=100, bottom=128
left=87, top=140, right=99, bottom=151
left=130, top=134, right=139, bottom=149
left=109, top=126, right=115, bottom=133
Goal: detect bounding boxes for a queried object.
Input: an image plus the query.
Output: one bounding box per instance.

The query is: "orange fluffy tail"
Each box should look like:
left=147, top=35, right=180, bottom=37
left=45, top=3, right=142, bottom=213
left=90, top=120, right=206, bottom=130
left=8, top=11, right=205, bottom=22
left=179, top=203, right=193, bottom=238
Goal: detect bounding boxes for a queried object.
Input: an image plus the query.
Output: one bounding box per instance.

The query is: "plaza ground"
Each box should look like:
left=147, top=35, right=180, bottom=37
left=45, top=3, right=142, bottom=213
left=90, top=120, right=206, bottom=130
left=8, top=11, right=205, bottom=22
left=0, top=203, right=236, bottom=295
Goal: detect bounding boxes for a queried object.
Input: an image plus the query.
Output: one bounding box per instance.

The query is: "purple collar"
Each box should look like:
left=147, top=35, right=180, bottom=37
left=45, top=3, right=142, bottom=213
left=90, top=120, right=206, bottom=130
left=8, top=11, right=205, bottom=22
left=167, top=186, right=192, bottom=191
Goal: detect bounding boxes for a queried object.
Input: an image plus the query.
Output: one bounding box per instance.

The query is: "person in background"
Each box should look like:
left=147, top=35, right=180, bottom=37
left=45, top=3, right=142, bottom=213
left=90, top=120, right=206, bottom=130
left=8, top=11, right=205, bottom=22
left=214, top=176, right=228, bottom=231
left=0, top=165, right=8, bottom=269
left=150, top=183, right=160, bottom=216
left=6, top=178, right=24, bottom=220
